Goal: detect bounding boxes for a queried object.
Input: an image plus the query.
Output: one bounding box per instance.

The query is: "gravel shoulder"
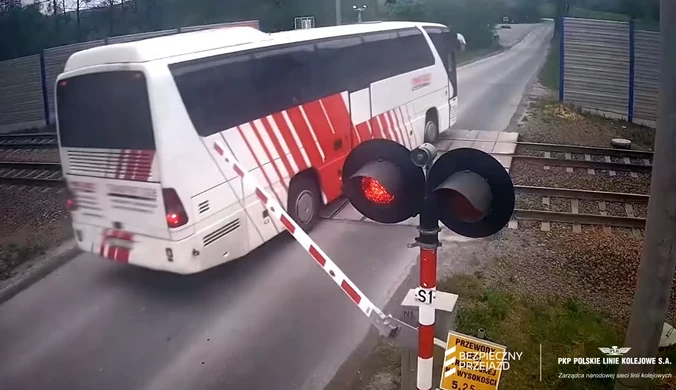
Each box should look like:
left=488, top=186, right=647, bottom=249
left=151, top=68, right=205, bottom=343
left=0, top=148, right=71, bottom=281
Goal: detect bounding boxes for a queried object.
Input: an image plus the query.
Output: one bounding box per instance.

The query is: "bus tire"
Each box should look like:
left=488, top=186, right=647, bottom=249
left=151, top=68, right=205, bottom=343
left=287, top=173, right=321, bottom=232
left=424, top=110, right=439, bottom=143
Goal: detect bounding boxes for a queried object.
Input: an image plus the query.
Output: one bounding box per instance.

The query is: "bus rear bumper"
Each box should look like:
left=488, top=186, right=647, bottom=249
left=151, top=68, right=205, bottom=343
left=72, top=218, right=249, bottom=274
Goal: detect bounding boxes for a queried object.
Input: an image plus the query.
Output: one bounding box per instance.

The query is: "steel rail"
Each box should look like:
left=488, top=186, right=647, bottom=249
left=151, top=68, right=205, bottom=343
left=0, top=133, right=58, bottom=150
left=516, top=141, right=654, bottom=159
left=514, top=209, right=646, bottom=228
left=512, top=155, right=652, bottom=173
left=514, top=185, right=649, bottom=203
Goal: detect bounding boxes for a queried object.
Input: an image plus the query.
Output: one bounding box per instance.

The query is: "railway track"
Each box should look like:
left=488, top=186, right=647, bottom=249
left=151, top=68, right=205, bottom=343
left=513, top=142, right=653, bottom=175
left=513, top=185, right=647, bottom=231
left=0, top=132, right=58, bottom=149
left=0, top=139, right=655, bottom=233
left=0, top=161, right=63, bottom=186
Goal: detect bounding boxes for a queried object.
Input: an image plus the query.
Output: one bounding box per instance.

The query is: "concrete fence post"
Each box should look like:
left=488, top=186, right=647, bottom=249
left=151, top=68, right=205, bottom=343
left=628, top=19, right=636, bottom=123
left=559, top=16, right=565, bottom=102
left=39, top=50, right=50, bottom=125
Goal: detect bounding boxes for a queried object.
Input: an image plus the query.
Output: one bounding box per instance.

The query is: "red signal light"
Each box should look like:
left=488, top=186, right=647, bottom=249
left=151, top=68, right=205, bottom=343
left=360, top=177, right=395, bottom=205
left=442, top=190, right=486, bottom=223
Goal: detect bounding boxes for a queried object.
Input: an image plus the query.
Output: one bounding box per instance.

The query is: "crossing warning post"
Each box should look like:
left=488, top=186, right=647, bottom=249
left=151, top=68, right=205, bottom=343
left=214, top=133, right=515, bottom=390
left=341, top=140, right=516, bottom=390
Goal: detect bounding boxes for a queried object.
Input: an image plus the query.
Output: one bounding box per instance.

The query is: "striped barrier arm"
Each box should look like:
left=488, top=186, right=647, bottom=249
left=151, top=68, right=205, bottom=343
left=212, top=140, right=408, bottom=339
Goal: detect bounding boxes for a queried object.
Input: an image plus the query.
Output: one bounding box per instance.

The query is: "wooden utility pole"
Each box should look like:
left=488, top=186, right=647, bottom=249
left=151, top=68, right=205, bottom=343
left=614, top=1, right=676, bottom=388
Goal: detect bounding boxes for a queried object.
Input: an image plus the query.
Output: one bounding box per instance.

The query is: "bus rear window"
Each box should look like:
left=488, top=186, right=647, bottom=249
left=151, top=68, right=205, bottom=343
left=56, top=71, right=155, bottom=150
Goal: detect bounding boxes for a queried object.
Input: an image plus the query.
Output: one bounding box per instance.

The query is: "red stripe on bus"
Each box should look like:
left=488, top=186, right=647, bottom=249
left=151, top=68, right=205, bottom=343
left=355, top=122, right=371, bottom=142
left=272, top=112, right=307, bottom=171
left=309, top=245, right=326, bottom=266
left=302, top=100, right=335, bottom=160
left=286, top=107, right=324, bottom=166
left=321, top=94, right=352, bottom=145
left=391, top=109, right=408, bottom=147
left=237, top=126, right=282, bottom=205
left=369, top=117, right=385, bottom=139
left=139, top=151, right=155, bottom=181
left=255, top=188, right=268, bottom=205
left=250, top=121, right=288, bottom=192
left=341, top=280, right=362, bottom=305
left=116, top=248, right=130, bottom=263
left=398, top=107, right=413, bottom=139
left=125, top=150, right=140, bottom=181
left=114, top=150, right=127, bottom=179
left=280, top=214, right=296, bottom=233
left=386, top=111, right=404, bottom=145
left=379, top=113, right=399, bottom=143
left=261, top=116, right=295, bottom=179
left=403, top=104, right=415, bottom=135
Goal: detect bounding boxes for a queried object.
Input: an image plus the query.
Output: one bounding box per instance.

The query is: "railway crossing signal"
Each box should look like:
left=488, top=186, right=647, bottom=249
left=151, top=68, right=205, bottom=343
left=342, top=139, right=515, bottom=390
left=341, top=139, right=515, bottom=237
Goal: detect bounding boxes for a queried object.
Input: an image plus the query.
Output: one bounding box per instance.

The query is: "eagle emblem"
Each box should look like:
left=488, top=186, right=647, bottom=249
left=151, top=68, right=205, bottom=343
left=599, top=346, right=631, bottom=356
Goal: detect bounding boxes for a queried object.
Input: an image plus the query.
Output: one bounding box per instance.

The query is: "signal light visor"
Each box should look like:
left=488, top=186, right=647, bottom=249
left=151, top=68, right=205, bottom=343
left=435, top=171, right=493, bottom=223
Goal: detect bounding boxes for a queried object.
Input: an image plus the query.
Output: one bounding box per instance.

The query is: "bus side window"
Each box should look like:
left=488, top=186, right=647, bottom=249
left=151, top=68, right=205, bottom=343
left=170, top=54, right=259, bottom=137
left=396, top=28, right=435, bottom=74
left=316, top=36, right=365, bottom=93
left=362, top=31, right=399, bottom=83
left=253, top=44, right=318, bottom=114
left=424, top=27, right=450, bottom=71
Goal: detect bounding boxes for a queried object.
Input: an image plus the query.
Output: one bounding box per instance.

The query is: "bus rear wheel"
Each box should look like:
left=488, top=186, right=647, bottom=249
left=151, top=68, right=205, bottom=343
left=287, top=174, right=321, bottom=232
left=424, top=115, right=439, bottom=144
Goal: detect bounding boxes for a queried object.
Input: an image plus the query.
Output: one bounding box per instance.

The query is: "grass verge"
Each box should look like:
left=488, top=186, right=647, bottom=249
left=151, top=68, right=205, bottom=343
left=569, top=7, right=630, bottom=22
left=539, top=36, right=559, bottom=92
left=439, top=274, right=676, bottom=390
left=345, top=274, right=676, bottom=390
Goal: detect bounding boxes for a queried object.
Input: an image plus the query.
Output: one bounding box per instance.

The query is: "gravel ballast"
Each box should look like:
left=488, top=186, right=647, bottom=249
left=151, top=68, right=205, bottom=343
left=0, top=149, right=60, bottom=163
left=510, top=161, right=652, bottom=194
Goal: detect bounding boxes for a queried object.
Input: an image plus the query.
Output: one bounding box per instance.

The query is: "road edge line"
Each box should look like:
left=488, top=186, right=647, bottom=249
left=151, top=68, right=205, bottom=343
left=0, top=239, right=81, bottom=305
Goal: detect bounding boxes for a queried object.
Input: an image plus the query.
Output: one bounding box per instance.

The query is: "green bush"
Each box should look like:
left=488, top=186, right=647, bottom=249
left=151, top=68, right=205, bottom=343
left=385, top=0, right=506, bottom=50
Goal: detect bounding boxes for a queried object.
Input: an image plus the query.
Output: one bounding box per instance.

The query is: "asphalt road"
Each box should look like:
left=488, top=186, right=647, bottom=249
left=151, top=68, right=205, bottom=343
left=455, top=22, right=554, bottom=131
left=0, top=22, right=553, bottom=390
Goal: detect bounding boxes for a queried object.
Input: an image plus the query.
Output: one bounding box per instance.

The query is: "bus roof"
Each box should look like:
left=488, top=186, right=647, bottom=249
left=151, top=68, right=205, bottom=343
left=63, top=21, right=447, bottom=72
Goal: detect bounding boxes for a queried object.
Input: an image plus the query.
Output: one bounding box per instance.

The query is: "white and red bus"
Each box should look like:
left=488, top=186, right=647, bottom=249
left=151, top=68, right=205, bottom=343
left=55, top=21, right=459, bottom=274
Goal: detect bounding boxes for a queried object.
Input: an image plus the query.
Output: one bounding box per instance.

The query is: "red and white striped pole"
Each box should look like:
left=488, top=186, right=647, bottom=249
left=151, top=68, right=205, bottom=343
left=414, top=164, right=441, bottom=390
left=417, top=247, right=437, bottom=390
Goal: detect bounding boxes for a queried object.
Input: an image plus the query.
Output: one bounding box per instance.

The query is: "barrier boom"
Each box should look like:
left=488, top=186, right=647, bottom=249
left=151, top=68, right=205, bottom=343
left=212, top=141, right=416, bottom=344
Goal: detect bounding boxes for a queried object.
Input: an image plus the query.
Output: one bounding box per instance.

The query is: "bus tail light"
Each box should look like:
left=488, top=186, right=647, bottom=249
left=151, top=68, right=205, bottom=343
left=65, top=188, right=78, bottom=211
left=162, top=188, right=189, bottom=228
